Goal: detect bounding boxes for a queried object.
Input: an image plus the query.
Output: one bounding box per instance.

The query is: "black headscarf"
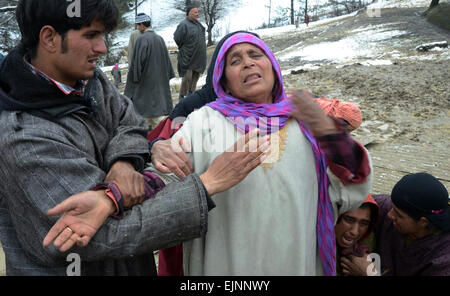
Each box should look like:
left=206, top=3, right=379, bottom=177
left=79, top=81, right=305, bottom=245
left=391, top=172, right=450, bottom=231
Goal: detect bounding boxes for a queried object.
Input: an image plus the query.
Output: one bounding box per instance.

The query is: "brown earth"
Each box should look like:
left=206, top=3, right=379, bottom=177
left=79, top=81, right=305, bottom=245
left=161, top=6, right=450, bottom=193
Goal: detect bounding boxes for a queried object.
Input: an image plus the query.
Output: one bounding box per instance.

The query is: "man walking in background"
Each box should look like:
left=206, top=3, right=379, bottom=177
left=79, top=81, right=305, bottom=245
left=125, top=13, right=175, bottom=129
left=127, top=14, right=144, bottom=66
left=174, top=6, right=206, bottom=100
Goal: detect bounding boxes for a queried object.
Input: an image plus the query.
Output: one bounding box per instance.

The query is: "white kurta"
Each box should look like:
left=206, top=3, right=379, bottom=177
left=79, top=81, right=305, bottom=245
left=172, top=106, right=373, bottom=276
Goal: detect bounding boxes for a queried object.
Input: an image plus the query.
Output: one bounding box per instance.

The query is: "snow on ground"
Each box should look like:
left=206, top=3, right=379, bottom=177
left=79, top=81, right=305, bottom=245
left=277, top=26, right=409, bottom=64
left=115, top=0, right=292, bottom=50
left=244, top=11, right=360, bottom=40
left=112, top=0, right=433, bottom=53
left=105, top=0, right=448, bottom=83
left=368, top=0, right=432, bottom=9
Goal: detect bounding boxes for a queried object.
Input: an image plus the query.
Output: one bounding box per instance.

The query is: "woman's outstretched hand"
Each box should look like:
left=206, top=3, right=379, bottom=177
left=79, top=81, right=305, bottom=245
left=43, top=130, right=269, bottom=251
left=200, top=128, right=270, bottom=196
left=151, top=137, right=194, bottom=179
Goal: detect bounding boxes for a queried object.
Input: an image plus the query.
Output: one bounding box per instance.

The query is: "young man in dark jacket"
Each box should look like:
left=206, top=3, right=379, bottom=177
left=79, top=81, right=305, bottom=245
left=0, top=0, right=267, bottom=276
left=341, top=173, right=450, bottom=276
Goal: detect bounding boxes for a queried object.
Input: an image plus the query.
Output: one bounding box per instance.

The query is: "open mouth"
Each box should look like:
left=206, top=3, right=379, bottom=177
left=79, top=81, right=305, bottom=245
left=341, top=236, right=355, bottom=246
left=244, top=73, right=262, bottom=83
left=88, top=58, right=98, bottom=67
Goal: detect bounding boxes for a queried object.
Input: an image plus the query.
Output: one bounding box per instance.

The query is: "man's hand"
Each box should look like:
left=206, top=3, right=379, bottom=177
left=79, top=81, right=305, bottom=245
left=200, top=129, right=270, bottom=196
left=105, top=160, right=145, bottom=209
left=341, top=255, right=376, bottom=276
left=43, top=190, right=115, bottom=252
left=289, top=90, right=339, bottom=137
left=151, top=138, right=193, bottom=179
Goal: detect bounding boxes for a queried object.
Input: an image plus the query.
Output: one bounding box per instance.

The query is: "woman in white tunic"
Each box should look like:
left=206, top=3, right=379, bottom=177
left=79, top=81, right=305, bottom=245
left=171, top=33, right=373, bottom=276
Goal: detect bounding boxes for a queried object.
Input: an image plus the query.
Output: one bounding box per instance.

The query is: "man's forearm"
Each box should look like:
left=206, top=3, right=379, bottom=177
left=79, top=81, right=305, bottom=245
left=74, top=174, right=209, bottom=261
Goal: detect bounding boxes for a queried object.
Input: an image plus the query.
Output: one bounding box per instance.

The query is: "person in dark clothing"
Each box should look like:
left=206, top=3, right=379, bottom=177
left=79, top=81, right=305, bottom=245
left=174, top=6, right=206, bottom=99
left=341, top=173, right=450, bottom=276
left=124, top=13, right=174, bottom=130
left=111, top=63, right=121, bottom=88
left=0, top=0, right=268, bottom=276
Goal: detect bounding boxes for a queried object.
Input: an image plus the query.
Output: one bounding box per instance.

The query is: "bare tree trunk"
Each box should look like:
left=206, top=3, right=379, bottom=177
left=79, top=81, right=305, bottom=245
left=290, top=0, right=294, bottom=25
left=263, top=0, right=271, bottom=26
left=424, top=0, right=440, bottom=15
left=207, top=26, right=213, bottom=46
left=429, top=0, right=440, bottom=9
left=305, top=0, right=308, bottom=19
left=201, top=0, right=222, bottom=46
left=268, top=0, right=272, bottom=26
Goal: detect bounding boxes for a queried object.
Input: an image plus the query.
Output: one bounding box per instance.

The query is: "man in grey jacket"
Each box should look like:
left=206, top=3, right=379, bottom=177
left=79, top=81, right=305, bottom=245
left=124, top=13, right=175, bottom=130
left=174, top=6, right=207, bottom=99
left=0, top=0, right=268, bottom=276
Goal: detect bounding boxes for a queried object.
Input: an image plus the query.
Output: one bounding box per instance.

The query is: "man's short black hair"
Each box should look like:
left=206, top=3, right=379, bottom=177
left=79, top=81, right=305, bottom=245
left=16, top=0, right=119, bottom=58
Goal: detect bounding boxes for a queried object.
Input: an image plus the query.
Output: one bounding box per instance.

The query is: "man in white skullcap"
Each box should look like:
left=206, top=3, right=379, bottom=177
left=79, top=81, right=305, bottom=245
left=124, top=13, right=175, bottom=129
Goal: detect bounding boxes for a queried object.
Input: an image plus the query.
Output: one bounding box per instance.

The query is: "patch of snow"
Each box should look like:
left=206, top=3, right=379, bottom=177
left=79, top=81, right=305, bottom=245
left=368, top=0, right=431, bottom=9
left=170, top=74, right=207, bottom=89
left=399, top=50, right=450, bottom=61
left=114, top=1, right=361, bottom=52
left=378, top=123, right=390, bottom=131
left=278, top=27, right=408, bottom=63
left=281, top=64, right=321, bottom=76
left=415, top=41, right=449, bottom=52
left=100, top=63, right=128, bottom=73
left=361, top=59, right=393, bottom=66
left=349, top=22, right=408, bottom=34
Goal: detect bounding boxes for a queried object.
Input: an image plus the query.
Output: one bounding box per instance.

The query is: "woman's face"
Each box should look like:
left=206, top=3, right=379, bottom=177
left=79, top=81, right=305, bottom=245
left=335, top=207, right=371, bottom=249
left=223, top=43, right=276, bottom=104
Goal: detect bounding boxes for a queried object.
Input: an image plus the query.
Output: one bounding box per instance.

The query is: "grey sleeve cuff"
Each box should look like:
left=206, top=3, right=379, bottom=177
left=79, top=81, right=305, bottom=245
left=201, top=183, right=216, bottom=212
left=66, top=173, right=210, bottom=262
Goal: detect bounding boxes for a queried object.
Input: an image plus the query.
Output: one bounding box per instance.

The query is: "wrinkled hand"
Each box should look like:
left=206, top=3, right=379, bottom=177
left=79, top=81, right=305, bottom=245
left=151, top=138, right=193, bottom=179
left=289, top=90, right=338, bottom=137
left=341, top=255, right=376, bottom=276
left=43, top=190, right=115, bottom=252
left=105, top=160, right=145, bottom=209
left=200, top=129, right=270, bottom=196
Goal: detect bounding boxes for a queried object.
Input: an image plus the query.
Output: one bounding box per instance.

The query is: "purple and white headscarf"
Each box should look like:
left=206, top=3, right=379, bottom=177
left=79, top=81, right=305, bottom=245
left=207, top=33, right=337, bottom=276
